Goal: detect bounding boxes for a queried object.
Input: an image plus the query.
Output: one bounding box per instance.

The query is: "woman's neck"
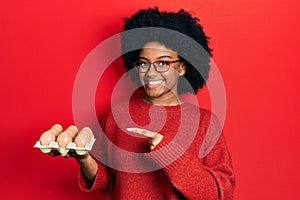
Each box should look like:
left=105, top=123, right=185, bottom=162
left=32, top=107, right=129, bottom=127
left=143, top=95, right=184, bottom=106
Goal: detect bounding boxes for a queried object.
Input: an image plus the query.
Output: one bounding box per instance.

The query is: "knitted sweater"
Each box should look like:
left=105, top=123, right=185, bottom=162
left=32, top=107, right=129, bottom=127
left=79, top=98, right=235, bottom=199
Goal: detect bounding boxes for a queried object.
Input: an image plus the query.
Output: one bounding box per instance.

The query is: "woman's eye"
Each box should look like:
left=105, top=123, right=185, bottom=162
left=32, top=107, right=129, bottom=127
left=139, top=61, right=147, bottom=66
left=157, top=61, right=169, bottom=66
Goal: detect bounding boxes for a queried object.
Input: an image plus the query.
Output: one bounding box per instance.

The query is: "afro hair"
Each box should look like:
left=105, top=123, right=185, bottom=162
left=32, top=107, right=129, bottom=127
left=121, top=7, right=213, bottom=94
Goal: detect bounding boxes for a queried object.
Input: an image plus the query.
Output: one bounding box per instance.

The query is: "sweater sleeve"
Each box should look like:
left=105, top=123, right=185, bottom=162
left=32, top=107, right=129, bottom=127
left=145, top=115, right=235, bottom=199
left=78, top=113, right=115, bottom=194
left=78, top=158, right=113, bottom=193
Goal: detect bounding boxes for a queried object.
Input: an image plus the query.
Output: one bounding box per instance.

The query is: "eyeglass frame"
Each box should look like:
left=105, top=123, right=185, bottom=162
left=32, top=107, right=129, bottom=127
left=133, top=59, right=182, bottom=73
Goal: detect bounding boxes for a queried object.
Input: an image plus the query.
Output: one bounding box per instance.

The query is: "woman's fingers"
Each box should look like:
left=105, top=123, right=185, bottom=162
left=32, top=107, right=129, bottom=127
left=48, top=149, right=88, bottom=158
left=126, top=127, right=157, bottom=138
left=149, top=135, right=164, bottom=150
left=48, top=149, right=61, bottom=157
left=127, top=127, right=164, bottom=150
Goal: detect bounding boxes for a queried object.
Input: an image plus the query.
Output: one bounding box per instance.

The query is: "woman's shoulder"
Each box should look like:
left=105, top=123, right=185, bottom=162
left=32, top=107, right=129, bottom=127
left=183, top=103, right=221, bottom=124
left=110, top=97, right=146, bottom=111
left=182, top=102, right=211, bottom=114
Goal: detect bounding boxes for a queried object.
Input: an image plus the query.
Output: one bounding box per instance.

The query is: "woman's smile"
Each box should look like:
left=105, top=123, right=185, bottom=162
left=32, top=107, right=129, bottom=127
left=144, top=79, right=166, bottom=89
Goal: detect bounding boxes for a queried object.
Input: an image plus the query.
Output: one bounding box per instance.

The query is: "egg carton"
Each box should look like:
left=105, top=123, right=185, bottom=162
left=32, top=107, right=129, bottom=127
left=34, top=136, right=96, bottom=155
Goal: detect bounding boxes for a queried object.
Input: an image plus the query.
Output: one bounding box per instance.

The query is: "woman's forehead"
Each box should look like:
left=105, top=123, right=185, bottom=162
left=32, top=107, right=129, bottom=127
left=140, top=42, right=179, bottom=58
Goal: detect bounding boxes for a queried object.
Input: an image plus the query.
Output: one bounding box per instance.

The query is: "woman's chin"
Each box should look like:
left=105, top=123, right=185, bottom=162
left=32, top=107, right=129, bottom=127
left=145, top=90, right=163, bottom=99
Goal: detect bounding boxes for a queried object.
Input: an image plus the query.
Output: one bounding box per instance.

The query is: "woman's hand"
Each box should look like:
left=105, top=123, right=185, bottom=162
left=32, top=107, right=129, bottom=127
left=38, top=124, right=98, bottom=182
left=126, top=128, right=164, bottom=150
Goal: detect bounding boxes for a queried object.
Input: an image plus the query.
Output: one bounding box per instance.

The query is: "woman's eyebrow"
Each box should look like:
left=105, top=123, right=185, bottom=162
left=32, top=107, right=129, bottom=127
left=138, top=56, right=149, bottom=61
left=157, top=55, right=172, bottom=59
left=138, top=55, right=173, bottom=60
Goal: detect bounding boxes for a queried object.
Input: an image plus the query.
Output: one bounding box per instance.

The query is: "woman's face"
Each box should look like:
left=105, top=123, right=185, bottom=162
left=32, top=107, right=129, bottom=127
left=137, top=42, right=185, bottom=105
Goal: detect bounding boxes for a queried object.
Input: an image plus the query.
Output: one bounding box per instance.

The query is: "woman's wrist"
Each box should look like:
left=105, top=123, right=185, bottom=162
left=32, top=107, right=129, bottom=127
left=75, top=152, right=98, bottom=182
left=75, top=152, right=91, bottom=165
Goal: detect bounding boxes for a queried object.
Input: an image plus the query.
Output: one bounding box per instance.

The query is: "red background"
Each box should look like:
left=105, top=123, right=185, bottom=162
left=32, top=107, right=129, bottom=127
left=0, top=0, right=299, bottom=199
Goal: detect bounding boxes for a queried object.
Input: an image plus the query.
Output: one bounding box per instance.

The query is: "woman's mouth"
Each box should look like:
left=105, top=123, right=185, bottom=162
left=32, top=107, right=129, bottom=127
left=145, top=80, right=165, bottom=88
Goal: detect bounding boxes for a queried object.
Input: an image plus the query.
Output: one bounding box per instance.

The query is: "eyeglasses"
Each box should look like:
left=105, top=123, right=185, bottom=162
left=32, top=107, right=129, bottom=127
left=133, top=60, right=181, bottom=73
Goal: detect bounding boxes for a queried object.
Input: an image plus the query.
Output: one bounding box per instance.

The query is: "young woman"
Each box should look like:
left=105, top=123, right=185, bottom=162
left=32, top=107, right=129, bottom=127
left=44, top=7, right=235, bottom=199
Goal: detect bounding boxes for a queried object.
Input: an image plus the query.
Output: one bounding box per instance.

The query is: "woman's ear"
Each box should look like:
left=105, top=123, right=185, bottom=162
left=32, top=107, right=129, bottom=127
left=179, top=63, right=186, bottom=76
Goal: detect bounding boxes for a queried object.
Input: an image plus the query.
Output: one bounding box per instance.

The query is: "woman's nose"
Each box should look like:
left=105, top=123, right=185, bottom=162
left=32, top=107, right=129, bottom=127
left=146, top=63, right=158, bottom=75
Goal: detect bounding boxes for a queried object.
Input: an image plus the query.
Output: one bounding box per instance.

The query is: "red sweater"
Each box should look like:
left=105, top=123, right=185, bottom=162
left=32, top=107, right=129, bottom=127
left=79, top=98, right=235, bottom=199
